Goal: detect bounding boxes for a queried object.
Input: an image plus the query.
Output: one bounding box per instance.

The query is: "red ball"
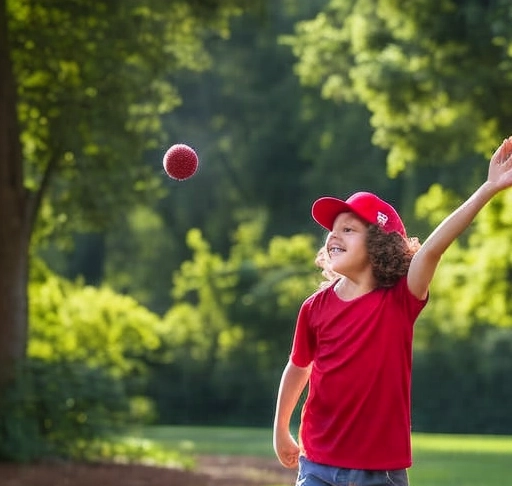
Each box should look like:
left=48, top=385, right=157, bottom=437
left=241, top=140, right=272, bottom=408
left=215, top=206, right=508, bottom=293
left=163, top=144, right=198, bottom=181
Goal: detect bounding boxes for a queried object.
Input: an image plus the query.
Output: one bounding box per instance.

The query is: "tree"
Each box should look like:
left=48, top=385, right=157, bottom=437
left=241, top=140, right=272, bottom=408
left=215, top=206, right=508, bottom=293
left=0, top=0, right=26, bottom=392
left=286, top=0, right=512, bottom=185
left=0, top=0, right=262, bottom=396
left=151, top=219, right=319, bottom=424
left=284, top=0, right=512, bottom=330
left=157, top=0, right=396, bottom=247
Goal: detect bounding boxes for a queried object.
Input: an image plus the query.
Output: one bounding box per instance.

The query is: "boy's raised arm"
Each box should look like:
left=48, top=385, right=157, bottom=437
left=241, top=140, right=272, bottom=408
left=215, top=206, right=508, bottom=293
left=407, top=136, right=512, bottom=301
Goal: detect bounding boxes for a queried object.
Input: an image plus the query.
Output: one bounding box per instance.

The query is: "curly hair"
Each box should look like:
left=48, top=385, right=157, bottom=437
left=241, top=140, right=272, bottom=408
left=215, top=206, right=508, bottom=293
left=366, top=224, right=420, bottom=288
left=315, top=224, right=421, bottom=289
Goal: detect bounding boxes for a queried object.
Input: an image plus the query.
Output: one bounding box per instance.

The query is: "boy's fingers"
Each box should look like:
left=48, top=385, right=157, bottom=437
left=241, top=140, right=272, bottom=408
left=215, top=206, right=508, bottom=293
left=283, top=454, right=298, bottom=468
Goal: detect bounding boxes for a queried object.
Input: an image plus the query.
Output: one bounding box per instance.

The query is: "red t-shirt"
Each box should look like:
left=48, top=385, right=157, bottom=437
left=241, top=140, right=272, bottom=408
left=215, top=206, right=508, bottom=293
left=291, top=276, right=427, bottom=470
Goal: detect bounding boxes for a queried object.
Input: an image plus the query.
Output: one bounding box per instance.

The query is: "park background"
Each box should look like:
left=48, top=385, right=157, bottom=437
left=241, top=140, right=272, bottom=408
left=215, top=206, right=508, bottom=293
left=1, top=0, right=512, bottom=480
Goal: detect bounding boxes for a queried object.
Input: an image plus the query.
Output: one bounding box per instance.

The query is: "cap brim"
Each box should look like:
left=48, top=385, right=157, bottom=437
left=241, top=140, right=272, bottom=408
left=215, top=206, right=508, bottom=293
left=312, top=197, right=352, bottom=231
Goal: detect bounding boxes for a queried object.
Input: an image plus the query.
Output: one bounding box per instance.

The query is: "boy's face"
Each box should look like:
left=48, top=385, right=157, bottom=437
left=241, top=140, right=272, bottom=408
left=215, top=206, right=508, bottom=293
left=326, top=212, right=371, bottom=276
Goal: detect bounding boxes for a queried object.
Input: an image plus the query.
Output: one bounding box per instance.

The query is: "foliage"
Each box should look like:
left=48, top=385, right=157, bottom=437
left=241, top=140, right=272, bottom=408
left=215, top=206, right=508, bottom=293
left=412, top=184, right=512, bottom=436
left=0, top=261, right=166, bottom=461
left=413, top=326, right=512, bottom=434
left=48, top=0, right=419, bottom=313
left=414, top=185, right=512, bottom=338
left=148, top=219, right=320, bottom=425
left=285, top=0, right=512, bottom=178
left=3, top=0, right=512, bottom=453
left=7, top=0, right=260, bottom=239
left=157, top=0, right=397, bottom=252
left=103, top=205, right=178, bottom=314
left=0, top=360, right=190, bottom=466
left=171, top=219, right=320, bottom=360
left=91, top=435, right=194, bottom=469
left=0, top=359, right=130, bottom=461
left=0, top=0, right=265, bottom=459
left=29, top=260, right=162, bottom=376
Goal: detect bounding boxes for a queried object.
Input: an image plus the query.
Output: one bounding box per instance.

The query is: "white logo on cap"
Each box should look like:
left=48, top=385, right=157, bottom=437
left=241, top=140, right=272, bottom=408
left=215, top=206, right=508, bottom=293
left=377, top=211, right=388, bottom=227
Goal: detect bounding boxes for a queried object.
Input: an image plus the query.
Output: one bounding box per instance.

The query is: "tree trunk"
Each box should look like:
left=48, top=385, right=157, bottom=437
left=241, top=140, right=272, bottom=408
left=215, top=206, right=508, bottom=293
left=0, top=0, right=29, bottom=392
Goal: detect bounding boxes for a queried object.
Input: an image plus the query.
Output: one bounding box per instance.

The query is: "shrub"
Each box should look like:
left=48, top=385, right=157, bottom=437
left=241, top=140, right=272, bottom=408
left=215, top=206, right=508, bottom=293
left=0, top=358, right=130, bottom=461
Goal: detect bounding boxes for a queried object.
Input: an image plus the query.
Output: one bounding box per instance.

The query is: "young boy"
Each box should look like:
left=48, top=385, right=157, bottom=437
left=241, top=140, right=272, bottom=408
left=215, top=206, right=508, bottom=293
left=273, top=136, right=512, bottom=486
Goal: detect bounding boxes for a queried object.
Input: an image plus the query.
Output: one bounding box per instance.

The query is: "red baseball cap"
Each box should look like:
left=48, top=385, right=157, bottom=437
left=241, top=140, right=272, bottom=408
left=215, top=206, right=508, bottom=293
left=311, top=191, right=406, bottom=237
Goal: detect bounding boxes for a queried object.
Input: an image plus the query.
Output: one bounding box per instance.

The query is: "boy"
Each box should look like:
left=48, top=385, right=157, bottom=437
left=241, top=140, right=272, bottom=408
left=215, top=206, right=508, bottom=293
left=273, top=136, right=512, bottom=485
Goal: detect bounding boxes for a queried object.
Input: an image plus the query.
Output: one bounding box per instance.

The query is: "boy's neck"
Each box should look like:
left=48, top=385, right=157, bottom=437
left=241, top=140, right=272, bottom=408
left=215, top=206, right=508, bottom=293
left=335, top=276, right=377, bottom=301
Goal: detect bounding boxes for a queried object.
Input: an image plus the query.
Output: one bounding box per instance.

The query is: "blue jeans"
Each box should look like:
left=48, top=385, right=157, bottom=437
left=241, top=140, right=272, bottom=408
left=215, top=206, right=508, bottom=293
left=296, top=456, right=409, bottom=486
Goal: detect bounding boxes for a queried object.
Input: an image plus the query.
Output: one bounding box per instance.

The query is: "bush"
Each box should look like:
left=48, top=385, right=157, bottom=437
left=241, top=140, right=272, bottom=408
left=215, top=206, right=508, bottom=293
left=412, top=326, right=512, bottom=434
left=0, top=358, right=130, bottom=461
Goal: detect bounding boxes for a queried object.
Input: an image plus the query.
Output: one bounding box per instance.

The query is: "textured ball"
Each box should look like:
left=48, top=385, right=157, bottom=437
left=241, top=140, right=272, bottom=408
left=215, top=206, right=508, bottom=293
left=163, top=144, right=198, bottom=181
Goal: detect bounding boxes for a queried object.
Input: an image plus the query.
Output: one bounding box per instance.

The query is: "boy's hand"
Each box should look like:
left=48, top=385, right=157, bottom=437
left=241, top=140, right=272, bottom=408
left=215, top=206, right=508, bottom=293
left=488, top=136, right=512, bottom=190
left=273, top=429, right=300, bottom=469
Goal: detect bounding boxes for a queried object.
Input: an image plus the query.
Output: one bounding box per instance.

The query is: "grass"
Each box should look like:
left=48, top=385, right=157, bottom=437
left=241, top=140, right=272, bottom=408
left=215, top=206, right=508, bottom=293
left=131, top=425, right=277, bottom=457
left=410, top=433, right=512, bottom=486
left=125, top=426, right=512, bottom=486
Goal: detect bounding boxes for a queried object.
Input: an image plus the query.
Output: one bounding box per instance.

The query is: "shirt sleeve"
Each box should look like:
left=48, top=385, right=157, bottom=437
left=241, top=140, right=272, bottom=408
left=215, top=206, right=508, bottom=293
left=290, top=296, right=316, bottom=367
left=397, top=275, right=429, bottom=322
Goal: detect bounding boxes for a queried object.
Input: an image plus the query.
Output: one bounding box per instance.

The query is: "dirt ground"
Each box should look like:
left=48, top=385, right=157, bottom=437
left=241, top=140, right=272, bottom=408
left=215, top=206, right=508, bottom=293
left=0, top=455, right=298, bottom=486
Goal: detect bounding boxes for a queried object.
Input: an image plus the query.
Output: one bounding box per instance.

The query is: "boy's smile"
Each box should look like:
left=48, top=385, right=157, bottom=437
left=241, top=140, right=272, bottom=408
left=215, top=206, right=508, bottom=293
left=327, top=244, right=345, bottom=256
left=326, top=212, right=371, bottom=277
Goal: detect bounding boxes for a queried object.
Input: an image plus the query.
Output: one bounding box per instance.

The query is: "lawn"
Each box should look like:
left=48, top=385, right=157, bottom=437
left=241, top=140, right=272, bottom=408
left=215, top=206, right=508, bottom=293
left=131, top=426, right=512, bottom=486
left=138, top=425, right=277, bottom=457
left=410, top=433, right=512, bottom=486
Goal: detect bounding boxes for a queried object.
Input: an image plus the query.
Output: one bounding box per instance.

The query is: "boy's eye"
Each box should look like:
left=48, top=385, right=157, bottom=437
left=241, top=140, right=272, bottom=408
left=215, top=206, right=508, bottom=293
left=343, top=227, right=352, bottom=233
